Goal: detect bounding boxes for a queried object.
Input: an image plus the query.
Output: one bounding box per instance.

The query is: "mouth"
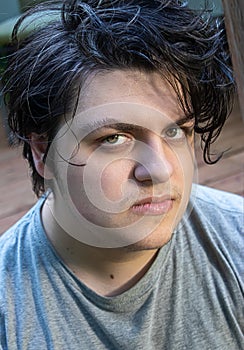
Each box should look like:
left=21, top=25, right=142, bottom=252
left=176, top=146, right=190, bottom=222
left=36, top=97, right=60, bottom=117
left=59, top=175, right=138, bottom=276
left=131, top=195, right=174, bottom=216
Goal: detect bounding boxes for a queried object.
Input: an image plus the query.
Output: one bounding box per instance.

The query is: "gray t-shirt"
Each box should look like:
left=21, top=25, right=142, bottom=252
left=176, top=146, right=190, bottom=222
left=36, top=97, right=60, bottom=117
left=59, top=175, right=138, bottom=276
left=0, top=185, right=243, bottom=350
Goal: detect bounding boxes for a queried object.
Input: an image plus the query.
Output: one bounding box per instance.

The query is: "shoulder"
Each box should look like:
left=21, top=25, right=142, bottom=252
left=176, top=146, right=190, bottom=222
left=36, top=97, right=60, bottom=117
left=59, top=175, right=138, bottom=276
left=193, top=184, right=243, bottom=213
left=191, top=184, right=243, bottom=229
left=0, top=196, right=47, bottom=310
left=189, top=184, right=243, bottom=237
left=186, top=184, right=243, bottom=276
left=0, top=196, right=46, bottom=270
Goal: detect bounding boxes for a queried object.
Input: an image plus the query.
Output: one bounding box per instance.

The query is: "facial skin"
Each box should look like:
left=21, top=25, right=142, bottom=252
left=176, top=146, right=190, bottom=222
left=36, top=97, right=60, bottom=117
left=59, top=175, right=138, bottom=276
left=42, top=70, right=195, bottom=249
left=32, top=69, right=195, bottom=295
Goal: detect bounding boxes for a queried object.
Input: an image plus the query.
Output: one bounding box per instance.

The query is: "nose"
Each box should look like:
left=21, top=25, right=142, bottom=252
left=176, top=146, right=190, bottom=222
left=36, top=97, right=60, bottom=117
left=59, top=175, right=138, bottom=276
left=133, top=139, right=173, bottom=184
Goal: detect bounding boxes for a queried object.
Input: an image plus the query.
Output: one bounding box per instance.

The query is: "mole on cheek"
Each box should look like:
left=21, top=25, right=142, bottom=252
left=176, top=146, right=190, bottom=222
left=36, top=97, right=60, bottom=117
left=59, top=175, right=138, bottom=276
left=110, top=274, right=114, bottom=279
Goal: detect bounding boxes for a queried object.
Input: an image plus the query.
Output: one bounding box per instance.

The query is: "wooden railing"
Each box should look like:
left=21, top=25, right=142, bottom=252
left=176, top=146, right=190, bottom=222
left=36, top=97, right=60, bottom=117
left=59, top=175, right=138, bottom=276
left=222, top=0, right=244, bottom=120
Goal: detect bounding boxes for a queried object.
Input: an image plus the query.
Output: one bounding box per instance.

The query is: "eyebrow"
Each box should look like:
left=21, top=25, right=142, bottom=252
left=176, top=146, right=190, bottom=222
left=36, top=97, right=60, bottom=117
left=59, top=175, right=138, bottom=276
left=81, top=116, right=194, bottom=134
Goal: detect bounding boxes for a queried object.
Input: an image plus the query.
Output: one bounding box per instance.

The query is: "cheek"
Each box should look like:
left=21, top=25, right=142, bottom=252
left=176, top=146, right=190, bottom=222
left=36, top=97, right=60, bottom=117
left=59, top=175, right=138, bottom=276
left=66, top=159, right=133, bottom=208
left=175, top=140, right=194, bottom=173
left=66, top=165, right=84, bottom=204
left=101, top=160, right=133, bottom=201
left=177, top=144, right=195, bottom=200
left=169, top=142, right=195, bottom=199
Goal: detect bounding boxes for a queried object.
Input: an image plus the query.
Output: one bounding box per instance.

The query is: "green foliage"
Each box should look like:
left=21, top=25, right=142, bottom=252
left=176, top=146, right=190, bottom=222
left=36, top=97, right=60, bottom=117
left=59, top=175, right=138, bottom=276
left=19, top=0, right=48, bottom=12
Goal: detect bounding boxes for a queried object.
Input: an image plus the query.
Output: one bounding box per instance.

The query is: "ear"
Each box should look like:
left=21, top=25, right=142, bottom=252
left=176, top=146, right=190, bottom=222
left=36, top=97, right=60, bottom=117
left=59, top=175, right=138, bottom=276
left=29, top=133, right=53, bottom=180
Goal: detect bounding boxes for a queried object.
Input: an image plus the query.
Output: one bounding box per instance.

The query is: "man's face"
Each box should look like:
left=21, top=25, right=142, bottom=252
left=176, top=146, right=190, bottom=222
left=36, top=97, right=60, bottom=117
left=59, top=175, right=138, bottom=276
left=46, top=70, right=195, bottom=249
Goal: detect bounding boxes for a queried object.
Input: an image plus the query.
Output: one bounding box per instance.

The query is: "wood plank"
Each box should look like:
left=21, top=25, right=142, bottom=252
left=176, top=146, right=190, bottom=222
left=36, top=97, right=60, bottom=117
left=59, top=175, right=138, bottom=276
left=0, top=210, right=29, bottom=235
left=222, top=0, right=244, bottom=119
left=195, top=101, right=244, bottom=168
left=197, top=151, right=244, bottom=185
left=0, top=147, right=36, bottom=224
left=206, top=172, right=244, bottom=196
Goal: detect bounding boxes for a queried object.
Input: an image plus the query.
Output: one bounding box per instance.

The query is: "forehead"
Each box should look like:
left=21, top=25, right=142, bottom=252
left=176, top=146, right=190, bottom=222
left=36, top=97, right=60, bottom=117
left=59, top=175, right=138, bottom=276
left=77, top=70, right=182, bottom=121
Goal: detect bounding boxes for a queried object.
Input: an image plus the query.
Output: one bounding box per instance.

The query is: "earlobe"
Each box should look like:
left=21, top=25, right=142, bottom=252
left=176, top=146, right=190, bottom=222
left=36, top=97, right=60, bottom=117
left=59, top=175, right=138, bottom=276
left=29, top=133, right=53, bottom=180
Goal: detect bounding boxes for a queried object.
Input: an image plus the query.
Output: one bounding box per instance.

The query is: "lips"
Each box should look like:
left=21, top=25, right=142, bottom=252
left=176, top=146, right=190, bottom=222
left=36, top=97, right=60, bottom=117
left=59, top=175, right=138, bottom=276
left=131, top=195, right=174, bottom=215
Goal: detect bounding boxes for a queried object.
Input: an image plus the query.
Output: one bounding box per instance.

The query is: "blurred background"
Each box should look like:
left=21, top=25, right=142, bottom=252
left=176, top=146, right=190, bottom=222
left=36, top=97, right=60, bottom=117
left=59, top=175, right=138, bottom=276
left=0, top=0, right=243, bottom=234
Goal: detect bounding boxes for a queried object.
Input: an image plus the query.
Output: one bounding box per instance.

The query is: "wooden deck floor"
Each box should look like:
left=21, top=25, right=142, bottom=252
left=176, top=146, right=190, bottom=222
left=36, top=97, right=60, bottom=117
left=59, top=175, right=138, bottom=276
left=0, top=101, right=243, bottom=234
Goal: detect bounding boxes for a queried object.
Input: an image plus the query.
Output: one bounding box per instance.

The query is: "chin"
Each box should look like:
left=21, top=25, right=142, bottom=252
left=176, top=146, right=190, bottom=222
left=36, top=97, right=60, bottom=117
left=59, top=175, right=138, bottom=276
left=124, top=228, right=174, bottom=252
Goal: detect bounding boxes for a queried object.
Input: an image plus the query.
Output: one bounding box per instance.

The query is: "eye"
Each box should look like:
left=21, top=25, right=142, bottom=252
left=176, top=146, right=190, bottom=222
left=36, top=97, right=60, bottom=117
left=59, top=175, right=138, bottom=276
left=101, top=134, right=130, bottom=146
left=164, top=126, right=185, bottom=140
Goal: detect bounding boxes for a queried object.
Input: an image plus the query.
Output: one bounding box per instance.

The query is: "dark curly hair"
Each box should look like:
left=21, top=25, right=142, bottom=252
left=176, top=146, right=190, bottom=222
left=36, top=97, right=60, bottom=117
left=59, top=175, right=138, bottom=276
left=2, top=0, right=234, bottom=197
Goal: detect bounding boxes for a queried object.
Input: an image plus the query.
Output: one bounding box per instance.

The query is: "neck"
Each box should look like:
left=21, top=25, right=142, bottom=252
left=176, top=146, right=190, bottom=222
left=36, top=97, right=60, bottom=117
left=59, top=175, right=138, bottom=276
left=41, top=195, right=158, bottom=296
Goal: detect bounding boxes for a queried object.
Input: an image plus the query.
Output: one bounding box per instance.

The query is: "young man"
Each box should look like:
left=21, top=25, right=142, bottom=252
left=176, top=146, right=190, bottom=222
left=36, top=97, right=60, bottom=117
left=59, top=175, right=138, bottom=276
left=0, top=1, right=243, bottom=349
